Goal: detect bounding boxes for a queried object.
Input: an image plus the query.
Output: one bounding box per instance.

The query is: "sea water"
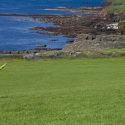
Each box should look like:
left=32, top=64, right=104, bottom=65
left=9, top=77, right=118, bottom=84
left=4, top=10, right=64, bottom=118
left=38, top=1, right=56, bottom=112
left=0, top=0, right=103, bottom=50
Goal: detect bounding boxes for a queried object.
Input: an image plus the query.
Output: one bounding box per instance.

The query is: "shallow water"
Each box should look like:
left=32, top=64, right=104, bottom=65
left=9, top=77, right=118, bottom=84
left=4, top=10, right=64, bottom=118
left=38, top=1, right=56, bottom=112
left=0, top=16, right=74, bottom=50
left=0, top=0, right=103, bottom=14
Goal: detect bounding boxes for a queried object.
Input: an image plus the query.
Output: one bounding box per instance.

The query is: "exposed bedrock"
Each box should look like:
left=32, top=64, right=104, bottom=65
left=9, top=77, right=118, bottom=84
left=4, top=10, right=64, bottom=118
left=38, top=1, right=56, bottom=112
left=62, top=34, right=125, bottom=52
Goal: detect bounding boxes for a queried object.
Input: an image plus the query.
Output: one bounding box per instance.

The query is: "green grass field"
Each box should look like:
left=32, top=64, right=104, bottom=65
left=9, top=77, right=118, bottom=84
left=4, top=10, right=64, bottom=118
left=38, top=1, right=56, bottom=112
left=105, top=0, right=125, bottom=16
left=1, top=58, right=125, bottom=125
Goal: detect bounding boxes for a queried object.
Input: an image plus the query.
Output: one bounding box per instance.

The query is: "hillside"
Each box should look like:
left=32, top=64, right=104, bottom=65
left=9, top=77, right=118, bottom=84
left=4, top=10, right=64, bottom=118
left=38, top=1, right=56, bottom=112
left=102, top=0, right=125, bottom=17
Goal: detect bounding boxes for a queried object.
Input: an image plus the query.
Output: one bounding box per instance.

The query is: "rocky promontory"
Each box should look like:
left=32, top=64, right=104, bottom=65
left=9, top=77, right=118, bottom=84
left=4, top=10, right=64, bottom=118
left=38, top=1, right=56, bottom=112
left=62, top=34, right=125, bottom=52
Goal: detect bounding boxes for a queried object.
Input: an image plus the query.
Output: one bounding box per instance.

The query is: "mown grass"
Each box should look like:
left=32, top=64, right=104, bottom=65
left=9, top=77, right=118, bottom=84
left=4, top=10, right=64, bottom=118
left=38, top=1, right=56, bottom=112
left=1, top=57, right=125, bottom=125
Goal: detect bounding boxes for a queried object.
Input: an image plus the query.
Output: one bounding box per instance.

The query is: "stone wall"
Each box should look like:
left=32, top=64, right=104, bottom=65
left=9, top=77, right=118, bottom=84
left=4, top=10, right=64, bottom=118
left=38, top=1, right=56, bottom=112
left=62, top=34, right=125, bottom=52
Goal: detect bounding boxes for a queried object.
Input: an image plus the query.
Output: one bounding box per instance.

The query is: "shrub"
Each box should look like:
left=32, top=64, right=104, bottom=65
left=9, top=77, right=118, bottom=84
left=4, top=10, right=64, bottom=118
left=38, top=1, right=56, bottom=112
left=118, top=20, right=125, bottom=34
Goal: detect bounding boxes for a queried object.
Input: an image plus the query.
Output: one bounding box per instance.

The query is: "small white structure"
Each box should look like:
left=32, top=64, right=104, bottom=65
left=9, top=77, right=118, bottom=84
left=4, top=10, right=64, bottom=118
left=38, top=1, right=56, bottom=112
left=106, top=23, right=118, bottom=30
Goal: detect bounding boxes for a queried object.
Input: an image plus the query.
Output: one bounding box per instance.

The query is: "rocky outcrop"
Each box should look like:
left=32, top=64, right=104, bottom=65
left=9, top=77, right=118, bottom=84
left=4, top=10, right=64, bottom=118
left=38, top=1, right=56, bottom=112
left=62, top=34, right=125, bottom=52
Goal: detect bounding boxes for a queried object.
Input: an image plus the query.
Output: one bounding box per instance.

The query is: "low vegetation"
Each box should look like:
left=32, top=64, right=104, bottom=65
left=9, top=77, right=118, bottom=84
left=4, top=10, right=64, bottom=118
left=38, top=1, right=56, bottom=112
left=1, top=48, right=125, bottom=60
left=1, top=57, right=125, bottom=124
left=30, top=48, right=125, bottom=58
left=118, top=20, right=125, bottom=34
left=104, top=0, right=125, bottom=17
left=107, top=0, right=125, bottom=5
left=74, top=48, right=125, bottom=58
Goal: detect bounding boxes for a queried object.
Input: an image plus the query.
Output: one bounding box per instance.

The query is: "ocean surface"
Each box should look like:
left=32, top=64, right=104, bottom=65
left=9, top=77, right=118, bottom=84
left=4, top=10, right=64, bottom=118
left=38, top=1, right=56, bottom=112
left=0, top=0, right=103, bottom=50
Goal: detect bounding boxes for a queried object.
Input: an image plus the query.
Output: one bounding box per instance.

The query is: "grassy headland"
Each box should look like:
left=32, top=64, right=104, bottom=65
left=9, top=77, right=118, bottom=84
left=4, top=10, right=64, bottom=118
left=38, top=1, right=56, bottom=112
left=103, top=0, right=125, bottom=17
left=1, top=58, right=125, bottom=124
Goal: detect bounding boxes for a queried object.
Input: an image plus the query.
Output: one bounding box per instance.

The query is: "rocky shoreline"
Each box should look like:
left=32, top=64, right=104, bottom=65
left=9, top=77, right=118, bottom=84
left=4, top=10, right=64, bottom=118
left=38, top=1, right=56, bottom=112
left=29, top=6, right=119, bottom=37
left=62, top=34, right=125, bottom=52
left=0, top=3, right=124, bottom=55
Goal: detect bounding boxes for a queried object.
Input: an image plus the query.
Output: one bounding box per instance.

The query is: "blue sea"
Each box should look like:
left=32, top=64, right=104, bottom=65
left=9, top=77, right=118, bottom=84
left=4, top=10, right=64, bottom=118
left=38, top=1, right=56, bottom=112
left=0, top=0, right=103, bottom=50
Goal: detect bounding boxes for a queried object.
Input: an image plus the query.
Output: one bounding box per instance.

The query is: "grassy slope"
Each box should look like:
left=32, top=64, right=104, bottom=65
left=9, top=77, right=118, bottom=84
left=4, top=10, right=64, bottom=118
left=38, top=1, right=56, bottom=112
left=104, top=0, right=125, bottom=15
left=1, top=58, right=125, bottom=125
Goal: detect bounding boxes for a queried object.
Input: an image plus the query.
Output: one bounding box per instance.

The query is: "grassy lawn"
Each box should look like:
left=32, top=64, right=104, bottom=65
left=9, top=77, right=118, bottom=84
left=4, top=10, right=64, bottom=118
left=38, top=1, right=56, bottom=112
left=1, top=58, right=125, bottom=125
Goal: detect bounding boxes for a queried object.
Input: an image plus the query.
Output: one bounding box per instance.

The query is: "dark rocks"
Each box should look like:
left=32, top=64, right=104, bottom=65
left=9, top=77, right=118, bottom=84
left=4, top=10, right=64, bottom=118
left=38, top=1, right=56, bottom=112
left=66, top=40, right=74, bottom=44
left=36, top=44, right=47, bottom=47
left=29, top=13, right=119, bottom=37
left=48, top=38, right=58, bottom=42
